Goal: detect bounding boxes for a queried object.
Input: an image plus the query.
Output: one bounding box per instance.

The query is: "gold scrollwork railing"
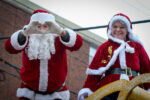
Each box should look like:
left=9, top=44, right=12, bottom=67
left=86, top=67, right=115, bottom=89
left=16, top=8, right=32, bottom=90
left=85, top=73, right=150, bottom=100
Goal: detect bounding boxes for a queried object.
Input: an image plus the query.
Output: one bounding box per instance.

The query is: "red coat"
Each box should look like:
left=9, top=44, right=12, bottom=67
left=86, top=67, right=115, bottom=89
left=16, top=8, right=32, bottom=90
left=83, top=39, right=150, bottom=92
left=5, top=30, right=83, bottom=92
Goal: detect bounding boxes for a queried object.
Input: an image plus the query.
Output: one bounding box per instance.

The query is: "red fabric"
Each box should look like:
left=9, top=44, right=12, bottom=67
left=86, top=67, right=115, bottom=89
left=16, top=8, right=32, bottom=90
left=32, top=9, right=50, bottom=14
left=83, top=40, right=150, bottom=91
left=5, top=38, right=22, bottom=54
left=5, top=34, right=83, bottom=92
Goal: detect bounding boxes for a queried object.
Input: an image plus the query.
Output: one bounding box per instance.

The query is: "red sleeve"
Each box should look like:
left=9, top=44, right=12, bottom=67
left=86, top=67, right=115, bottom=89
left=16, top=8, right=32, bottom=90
left=67, top=34, right=83, bottom=51
left=83, top=75, right=101, bottom=91
left=5, top=38, right=22, bottom=54
left=83, top=44, right=104, bottom=91
left=5, top=30, right=28, bottom=54
left=137, top=43, right=150, bottom=89
left=138, top=43, right=150, bottom=74
left=61, top=34, right=83, bottom=51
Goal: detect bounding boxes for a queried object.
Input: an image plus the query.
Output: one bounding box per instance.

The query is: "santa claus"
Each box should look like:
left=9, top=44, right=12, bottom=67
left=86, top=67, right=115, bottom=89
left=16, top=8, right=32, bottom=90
left=5, top=9, right=83, bottom=100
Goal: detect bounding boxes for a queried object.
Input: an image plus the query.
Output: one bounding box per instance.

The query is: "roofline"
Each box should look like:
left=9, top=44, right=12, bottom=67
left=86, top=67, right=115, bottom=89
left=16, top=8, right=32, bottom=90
left=3, top=0, right=106, bottom=46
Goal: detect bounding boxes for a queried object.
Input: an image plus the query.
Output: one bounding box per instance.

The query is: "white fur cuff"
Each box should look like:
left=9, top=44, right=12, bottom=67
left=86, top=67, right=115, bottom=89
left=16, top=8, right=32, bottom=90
left=29, top=13, right=55, bottom=25
left=17, top=88, right=35, bottom=100
left=11, top=30, right=28, bottom=50
left=60, top=28, right=77, bottom=47
left=78, top=88, right=93, bottom=100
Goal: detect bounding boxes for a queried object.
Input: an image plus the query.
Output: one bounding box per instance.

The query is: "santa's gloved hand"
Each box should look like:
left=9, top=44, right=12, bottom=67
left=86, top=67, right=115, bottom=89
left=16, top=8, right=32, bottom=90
left=18, top=30, right=27, bottom=45
left=78, top=88, right=93, bottom=100
left=60, top=30, right=70, bottom=42
left=22, top=25, right=30, bottom=36
left=45, top=21, right=63, bottom=35
left=22, top=21, right=38, bottom=34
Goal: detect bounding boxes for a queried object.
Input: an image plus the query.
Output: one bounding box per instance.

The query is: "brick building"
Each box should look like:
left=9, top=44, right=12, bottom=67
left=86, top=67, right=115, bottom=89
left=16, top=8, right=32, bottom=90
left=0, top=0, right=105, bottom=100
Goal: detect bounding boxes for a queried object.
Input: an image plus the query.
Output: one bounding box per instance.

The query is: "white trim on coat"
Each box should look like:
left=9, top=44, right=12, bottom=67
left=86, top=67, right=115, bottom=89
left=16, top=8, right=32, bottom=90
left=39, top=59, right=49, bottom=91
left=11, top=30, right=28, bottom=50
left=60, top=28, right=77, bottom=47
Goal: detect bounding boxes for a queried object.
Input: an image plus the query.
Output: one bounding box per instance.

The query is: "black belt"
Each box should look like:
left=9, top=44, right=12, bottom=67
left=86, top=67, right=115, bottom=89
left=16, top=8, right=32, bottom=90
left=23, top=82, right=65, bottom=95
left=105, top=68, right=139, bottom=77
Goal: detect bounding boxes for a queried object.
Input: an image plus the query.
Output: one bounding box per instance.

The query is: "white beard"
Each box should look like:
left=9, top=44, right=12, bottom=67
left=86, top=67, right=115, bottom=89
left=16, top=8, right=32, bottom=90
left=27, top=34, right=58, bottom=60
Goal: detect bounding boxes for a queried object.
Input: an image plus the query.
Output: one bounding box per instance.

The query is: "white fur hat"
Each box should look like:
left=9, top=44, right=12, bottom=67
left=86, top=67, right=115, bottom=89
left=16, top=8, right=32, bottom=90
left=27, top=9, right=55, bottom=25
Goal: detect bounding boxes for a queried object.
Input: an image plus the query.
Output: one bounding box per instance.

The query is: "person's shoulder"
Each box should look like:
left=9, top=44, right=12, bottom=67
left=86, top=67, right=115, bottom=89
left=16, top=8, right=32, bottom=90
left=97, top=40, right=110, bottom=49
left=129, top=41, right=141, bottom=45
left=128, top=41, right=143, bottom=48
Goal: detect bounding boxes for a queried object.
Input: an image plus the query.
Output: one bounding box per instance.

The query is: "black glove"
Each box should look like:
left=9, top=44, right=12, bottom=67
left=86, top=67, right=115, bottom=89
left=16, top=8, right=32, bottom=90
left=17, top=31, right=27, bottom=45
left=61, top=31, right=70, bottom=42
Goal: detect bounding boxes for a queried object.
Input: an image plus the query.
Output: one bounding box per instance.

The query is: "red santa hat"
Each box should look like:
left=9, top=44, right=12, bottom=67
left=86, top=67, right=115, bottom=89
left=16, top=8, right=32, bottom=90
left=27, top=9, right=56, bottom=25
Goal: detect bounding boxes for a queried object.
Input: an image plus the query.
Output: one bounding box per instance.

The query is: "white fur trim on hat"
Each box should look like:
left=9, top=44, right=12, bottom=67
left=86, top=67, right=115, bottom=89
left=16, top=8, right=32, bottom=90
left=11, top=30, right=28, bottom=50
left=108, top=16, right=131, bottom=35
left=78, top=88, right=93, bottom=100
left=60, top=28, right=77, bottom=47
left=16, top=88, right=35, bottom=100
left=29, top=13, right=55, bottom=25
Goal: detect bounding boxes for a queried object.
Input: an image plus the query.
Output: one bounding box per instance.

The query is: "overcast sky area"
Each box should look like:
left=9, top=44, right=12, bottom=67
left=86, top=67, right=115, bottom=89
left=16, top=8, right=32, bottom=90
left=30, top=0, right=150, bottom=56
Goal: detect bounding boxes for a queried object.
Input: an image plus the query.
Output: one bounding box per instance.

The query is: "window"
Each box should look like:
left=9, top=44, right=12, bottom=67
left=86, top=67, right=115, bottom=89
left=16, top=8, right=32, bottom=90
left=89, top=45, right=97, bottom=64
